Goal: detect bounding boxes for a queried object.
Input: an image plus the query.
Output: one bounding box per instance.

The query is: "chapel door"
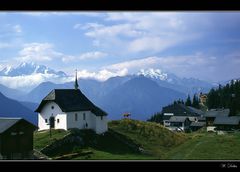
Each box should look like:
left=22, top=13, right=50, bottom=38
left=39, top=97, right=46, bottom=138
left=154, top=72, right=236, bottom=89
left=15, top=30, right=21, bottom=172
left=49, top=116, right=55, bottom=128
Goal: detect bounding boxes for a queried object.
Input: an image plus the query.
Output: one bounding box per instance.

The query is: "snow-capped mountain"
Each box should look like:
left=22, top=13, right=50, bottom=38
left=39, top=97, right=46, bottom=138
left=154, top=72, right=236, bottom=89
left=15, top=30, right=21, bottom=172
left=136, top=68, right=213, bottom=95
left=137, top=68, right=188, bottom=84
left=0, top=62, right=67, bottom=77
left=137, top=68, right=168, bottom=81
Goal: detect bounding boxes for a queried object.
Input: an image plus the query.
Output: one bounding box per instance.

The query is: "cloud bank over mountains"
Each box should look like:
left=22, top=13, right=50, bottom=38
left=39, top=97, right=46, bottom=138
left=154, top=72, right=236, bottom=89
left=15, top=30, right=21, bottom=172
left=0, top=12, right=240, bottom=83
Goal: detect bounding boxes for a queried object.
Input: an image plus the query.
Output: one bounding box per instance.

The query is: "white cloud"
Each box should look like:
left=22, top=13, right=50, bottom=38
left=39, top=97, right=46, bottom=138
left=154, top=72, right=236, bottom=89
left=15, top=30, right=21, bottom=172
left=17, top=42, right=74, bottom=63
left=20, top=12, right=49, bottom=16
left=105, top=12, right=185, bottom=31
left=18, top=43, right=57, bottom=62
left=76, top=22, right=104, bottom=30
left=61, top=55, right=76, bottom=62
left=105, top=54, right=211, bottom=78
left=0, top=67, right=127, bottom=90
left=17, top=42, right=107, bottom=63
left=62, top=51, right=107, bottom=62
left=84, top=23, right=144, bottom=38
left=78, top=12, right=196, bottom=54
left=0, top=24, right=22, bottom=39
left=0, top=73, right=70, bottom=90
left=106, top=56, right=159, bottom=71
left=21, top=12, right=105, bottom=17
left=77, top=68, right=128, bottom=81
left=13, top=25, right=22, bottom=33
left=78, top=51, right=107, bottom=60
left=128, top=36, right=178, bottom=53
left=73, top=23, right=82, bottom=29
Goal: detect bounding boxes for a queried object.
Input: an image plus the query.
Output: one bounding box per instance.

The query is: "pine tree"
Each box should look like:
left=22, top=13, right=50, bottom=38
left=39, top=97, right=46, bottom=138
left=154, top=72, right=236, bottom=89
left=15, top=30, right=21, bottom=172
left=181, top=99, right=184, bottom=104
left=207, top=79, right=240, bottom=115
left=185, top=95, right=192, bottom=106
left=192, top=94, right=200, bottom=109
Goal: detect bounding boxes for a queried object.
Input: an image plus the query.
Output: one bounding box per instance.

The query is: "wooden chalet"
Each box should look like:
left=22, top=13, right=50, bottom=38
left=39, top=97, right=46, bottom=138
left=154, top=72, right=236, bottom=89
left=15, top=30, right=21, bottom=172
left=0, top=118, right=37, bottom=159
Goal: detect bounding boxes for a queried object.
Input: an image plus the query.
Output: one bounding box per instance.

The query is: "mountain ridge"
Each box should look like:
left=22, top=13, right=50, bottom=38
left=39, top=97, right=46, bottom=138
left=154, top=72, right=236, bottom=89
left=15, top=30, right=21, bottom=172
left=0, top=62, right=67, bottom=77
left=0, top=91, right=37, bottom=124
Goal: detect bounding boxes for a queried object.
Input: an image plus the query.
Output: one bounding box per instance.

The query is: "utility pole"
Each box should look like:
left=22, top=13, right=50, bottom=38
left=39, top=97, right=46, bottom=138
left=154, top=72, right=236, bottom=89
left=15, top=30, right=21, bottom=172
left=48, top=116, right=55, bottom=138
left=50, top=126, right=52, bottom=138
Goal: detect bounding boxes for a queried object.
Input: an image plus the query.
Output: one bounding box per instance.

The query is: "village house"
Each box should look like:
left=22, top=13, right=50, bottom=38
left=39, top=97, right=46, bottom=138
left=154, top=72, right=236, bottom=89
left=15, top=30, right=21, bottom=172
left=204, top=108, right=229, bottom=127
left=189, top=121, right=206, bottom=131
left=161, top=104, right=205, bottom=132
left=167, top=116, right=191, bottom=132
left=213, top=116, right=240, bottom=131
left=0, top=118, right=37, bottom=160
left=35, top=71, right=108, bottom=134
left=202, top=108, right=240, bottom=132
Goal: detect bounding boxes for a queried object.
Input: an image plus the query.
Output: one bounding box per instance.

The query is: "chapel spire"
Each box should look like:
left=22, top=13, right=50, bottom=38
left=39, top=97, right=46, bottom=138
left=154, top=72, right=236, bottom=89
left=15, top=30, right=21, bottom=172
left=74, top=69, right=79, bottom=90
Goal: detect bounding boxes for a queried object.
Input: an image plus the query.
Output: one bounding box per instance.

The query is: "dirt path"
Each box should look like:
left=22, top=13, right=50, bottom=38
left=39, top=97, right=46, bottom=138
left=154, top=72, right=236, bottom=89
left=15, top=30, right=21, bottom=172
left=184, top=140, right=206, bottom=159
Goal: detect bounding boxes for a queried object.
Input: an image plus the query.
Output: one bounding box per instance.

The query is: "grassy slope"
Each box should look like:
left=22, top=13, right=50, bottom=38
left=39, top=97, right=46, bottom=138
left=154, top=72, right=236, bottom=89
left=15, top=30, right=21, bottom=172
left=34, top=120, right=240, bottom=160
left=34, top=129, right=70, bottom=150
left=108, top=119, right=187, bottom=158
left=34, top=128, right=154, bottom=160
left=164, top=132, right=240, bottom=160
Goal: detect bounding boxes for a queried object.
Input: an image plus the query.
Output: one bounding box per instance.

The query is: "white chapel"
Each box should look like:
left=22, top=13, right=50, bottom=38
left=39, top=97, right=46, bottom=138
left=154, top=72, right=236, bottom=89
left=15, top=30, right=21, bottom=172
left=35, top=71, right=108, bottom=134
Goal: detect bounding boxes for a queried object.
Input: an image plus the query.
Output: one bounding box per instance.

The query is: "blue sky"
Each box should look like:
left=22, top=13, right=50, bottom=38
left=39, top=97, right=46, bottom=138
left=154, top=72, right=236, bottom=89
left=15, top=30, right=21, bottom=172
left=0, top=12, right=240, bottom=83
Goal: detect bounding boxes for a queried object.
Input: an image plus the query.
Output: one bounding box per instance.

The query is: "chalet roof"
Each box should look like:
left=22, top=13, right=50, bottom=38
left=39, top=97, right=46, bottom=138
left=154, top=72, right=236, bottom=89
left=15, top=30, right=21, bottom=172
left=35, top=89, right=107, bottom=116
left=213, top=116, right=240, bottom=125
left=162, top=104, right=203, bottom=117
left=187, top=106, right=204, bottom=115
left=0, top=118, right=37, bottom=134
left=204, top=109, right=230, bottom=118
left=197, top=116, right=206, bottom=121
left=190, top=121, right=205, bottom=127
left=169, top=116, right=189, bottom=123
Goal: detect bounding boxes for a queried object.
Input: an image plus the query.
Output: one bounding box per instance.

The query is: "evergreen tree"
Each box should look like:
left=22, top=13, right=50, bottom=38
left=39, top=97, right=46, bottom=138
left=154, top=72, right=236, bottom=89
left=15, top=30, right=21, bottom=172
left=185, top=95, right=192, bottom=106
left=181, top=99, right=184, bottom=104
left=192, top=94, right=200, bottom=109
left=148, top=112, right=163, bottom=124
left=207, top=79, right=240, bottom=115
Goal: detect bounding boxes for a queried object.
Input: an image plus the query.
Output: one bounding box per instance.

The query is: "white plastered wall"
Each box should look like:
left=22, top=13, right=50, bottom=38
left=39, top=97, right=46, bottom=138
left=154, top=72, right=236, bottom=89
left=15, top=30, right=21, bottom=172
left=95, top=115, right=108, bottom=134
left=66, top=111, right=95, bottom=130
left=38, top=101, right=67, bottom=131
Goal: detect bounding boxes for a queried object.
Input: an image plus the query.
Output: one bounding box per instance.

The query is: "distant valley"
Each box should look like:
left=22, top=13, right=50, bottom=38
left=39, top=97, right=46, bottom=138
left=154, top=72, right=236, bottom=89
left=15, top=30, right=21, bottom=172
left=0, top=62, right=215, bottom=122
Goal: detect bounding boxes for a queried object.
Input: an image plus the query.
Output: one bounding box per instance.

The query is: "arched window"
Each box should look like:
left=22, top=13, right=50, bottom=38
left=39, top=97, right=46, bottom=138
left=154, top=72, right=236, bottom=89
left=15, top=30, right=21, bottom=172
left=75, top=113, right=78, bottom=121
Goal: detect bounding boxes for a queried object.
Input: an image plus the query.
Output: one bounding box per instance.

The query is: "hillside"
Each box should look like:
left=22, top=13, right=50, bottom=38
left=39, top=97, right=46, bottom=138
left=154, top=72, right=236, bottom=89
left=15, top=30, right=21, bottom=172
left=34, top=119, right=187, bottom=159
left=164, top=131, right=240, bottom=160
left=0, top=92, right=37, bottom=124
left=33, top=119, right=240, bottom=160
left=34, top=128, right=155, bottom=160
left=0, top=84, right=24, bottom=100
left=108, top=119, right=187, bottom=158
left=100, top=76, right=186, bottom=120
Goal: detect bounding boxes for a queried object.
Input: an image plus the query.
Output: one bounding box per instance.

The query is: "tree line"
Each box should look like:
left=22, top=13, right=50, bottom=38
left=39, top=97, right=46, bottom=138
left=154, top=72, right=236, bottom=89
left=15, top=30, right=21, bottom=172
left=148, top=94, right=200, bottom=122
left=207, top=79, right=240, bottom=116
left=148, top=79, right=240, bottom=122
